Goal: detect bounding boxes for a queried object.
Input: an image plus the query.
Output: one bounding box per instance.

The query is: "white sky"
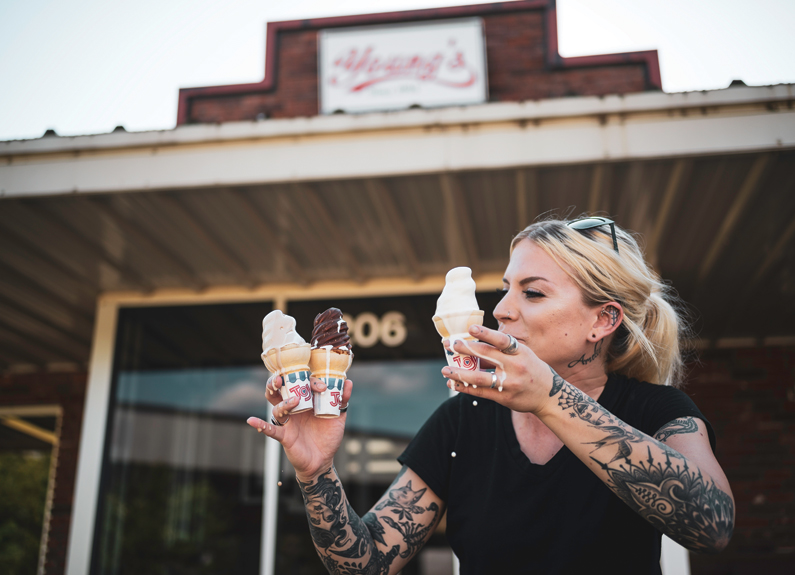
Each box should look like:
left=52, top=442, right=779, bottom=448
left=1, top=0, right=793, bottom=141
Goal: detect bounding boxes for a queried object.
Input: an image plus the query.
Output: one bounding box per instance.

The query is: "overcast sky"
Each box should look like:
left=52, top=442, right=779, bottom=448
left=1, top=0, right=793, bottom=141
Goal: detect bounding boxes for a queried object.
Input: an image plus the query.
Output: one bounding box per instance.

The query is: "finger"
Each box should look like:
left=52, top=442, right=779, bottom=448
left=247, top=416, right=286, bottom=442
left=309, top=376, right=327, bottom=393
left=468, top=325, right=514, bottom=351
left=266, top=375, right=283, bottom=398
left=442, top=365, right=493, bottom=390
left=450, top=337, right=502, bottom=364
left=341, top=379, right=353, bottom=406
left=274, top=395, right=299, bottom=418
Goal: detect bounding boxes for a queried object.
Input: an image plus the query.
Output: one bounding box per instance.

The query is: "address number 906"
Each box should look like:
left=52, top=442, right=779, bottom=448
left=342, top=311, right=407, bottom=348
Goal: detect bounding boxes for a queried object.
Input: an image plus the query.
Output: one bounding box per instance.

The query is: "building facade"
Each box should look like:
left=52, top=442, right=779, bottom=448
left=1, top=2, right=794, bottom=574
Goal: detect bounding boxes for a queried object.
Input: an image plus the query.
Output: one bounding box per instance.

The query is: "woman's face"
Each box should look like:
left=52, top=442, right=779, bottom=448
left=494, top=239, right=601, bottom=374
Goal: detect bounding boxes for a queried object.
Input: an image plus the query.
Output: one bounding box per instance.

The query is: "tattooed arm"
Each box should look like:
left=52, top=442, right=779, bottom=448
left=297, top=465, right=445, bottom=575
left=538, top=374, right=734, bottom=553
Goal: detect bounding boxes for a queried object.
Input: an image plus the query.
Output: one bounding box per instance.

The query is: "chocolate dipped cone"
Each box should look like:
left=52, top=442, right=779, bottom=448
left=310, top=308, right=353, bottom=418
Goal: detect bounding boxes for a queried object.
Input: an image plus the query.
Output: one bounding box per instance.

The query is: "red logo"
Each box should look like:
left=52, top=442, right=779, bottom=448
left=290, top=384, right=311, bottom=400
left=329, top=391, right=341, bottom=407
left=453, top=355, right=478, bottom=371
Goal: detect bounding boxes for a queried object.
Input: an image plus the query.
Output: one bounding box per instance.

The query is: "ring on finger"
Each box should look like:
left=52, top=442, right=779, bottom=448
left=490, top=372, right=498, bottom=389
left=340, top=403, right=349, bottom=413
left=271, top=413, right=290, bottom=427
left=501, top=334, right=520, bottom=355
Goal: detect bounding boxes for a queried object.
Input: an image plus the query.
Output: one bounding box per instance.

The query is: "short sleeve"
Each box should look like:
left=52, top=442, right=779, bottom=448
left=641, top=385, right=717, bottom=452
left=397, top=395, right=460, bottom=502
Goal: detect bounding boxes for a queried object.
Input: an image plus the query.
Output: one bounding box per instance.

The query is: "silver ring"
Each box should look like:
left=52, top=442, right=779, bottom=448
left=501, top=334, right=519, bottom=355
left=490, top=372, right=497, bottom=389
left=340, top=403, right=349, bottom=413
left=271, top=414, right=290, bottom=427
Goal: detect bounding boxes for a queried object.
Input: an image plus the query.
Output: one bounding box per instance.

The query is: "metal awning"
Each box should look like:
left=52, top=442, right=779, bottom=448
left=1, top=86, right=794, bottom=370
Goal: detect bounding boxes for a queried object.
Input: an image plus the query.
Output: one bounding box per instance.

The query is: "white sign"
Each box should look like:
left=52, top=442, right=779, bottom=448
left=319, top=18, right=488, bottom=114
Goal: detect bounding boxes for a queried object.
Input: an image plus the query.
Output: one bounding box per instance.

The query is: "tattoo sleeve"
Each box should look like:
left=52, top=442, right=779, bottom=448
left=654, top=417, right=699, bottom=443
left=546, top=380, right=734, bottom=553
left=297, top=466, right=442, bottom=574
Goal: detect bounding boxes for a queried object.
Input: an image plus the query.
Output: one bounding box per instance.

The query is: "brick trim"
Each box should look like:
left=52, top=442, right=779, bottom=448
left=176, top=0, right=661, bottom=125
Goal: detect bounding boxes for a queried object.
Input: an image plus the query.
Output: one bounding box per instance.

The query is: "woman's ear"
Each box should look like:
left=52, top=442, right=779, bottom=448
left=591, top=303, right=623, bottom=341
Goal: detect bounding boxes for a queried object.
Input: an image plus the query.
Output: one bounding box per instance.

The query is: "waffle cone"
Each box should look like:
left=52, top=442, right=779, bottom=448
left=432, top=310, right=484, bottom=339
left=309, top=347, right=353, bottom=379
left=262, top=342, right=311, bottom=375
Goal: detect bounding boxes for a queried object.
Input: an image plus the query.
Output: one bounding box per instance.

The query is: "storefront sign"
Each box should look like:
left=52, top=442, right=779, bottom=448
left=319, top=18, right=488, bottom=114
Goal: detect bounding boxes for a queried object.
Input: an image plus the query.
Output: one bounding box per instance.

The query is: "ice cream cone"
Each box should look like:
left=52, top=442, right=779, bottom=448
left=262, top=342, right=314, bottom=414
left=433, top=310, right=484, bottom=372
left=309, top=347, right=352, bottom=418
left=432, top=310, right=484, bottom=339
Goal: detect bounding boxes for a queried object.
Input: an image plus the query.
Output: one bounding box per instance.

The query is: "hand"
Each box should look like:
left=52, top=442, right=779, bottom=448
left=247, top=375, right=353, bottom=482
left=443, top=325, right=556, bottom=415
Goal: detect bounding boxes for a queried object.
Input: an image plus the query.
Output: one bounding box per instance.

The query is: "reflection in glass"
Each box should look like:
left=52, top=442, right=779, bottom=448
left=92, top=303, right=273, bottom=575
left=275, top=359, right=453, bottom=575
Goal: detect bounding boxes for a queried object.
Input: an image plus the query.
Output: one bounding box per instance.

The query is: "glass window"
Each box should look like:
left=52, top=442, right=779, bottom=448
left=91, top=303, right=273, bottom=575
left=276, top=293, right=500, bottom=574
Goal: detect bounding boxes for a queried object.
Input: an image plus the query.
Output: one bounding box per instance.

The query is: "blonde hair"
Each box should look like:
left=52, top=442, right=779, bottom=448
left=511, top=217, right=689, bottom=387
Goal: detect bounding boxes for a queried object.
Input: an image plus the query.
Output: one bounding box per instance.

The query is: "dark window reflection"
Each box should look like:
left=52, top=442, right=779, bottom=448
left=92, top=303, right=272, bottom=575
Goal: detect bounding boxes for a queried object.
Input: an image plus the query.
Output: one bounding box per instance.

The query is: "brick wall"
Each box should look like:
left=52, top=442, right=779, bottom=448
left=686, top=346, right=795, bottom=575
left=0, top=371, right=87, bottom=575
left=184, top=7, right=652, bottom=124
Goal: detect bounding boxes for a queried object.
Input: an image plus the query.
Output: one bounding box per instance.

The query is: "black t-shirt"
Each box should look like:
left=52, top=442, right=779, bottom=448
left=398, top=373, right=716, bottom=575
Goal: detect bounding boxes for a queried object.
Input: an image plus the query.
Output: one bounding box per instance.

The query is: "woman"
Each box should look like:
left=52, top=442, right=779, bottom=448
left=247, top=217, right=734, bottom=574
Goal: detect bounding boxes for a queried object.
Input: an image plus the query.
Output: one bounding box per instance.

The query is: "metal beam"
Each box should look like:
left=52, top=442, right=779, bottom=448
left=620, top=162, right=648, bottom=234
left=587, top=164, right=605, bottom=214
left=751, top=216, right=795, bottom=288
left=0, top=317, right=86, bottom=363
left=0, top=338, right=48, bottom=367
left=0, top=226, right=99, bottom=296
left=440, top=173, right=479, bottom=275
left=647, top=159, right=691, bottom=264
left=225, top=189, right=309, bottom=284
left=10, top=201, right=155, bottom=291
left=698, top=154, right=772, bottom=283
left=364, top=179, right=422, bottom=280
left=295, top=184, right=365, bottom=282
left=0, top=260, right=94, bottom=323
left=0, top=295, right=92, bottom=346
left=83, top=197, right=205, bottom=290
left=515, top=168, right=539, bottom=230
left=157, top=194, right=254, bottom=286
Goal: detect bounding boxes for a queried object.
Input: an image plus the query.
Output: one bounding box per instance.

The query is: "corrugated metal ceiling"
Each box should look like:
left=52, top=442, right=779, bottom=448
left=1, top=150, right=794, bottom=370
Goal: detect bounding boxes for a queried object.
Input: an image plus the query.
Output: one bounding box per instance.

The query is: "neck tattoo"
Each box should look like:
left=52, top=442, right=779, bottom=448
left=568, top=339, right=604, bottom=368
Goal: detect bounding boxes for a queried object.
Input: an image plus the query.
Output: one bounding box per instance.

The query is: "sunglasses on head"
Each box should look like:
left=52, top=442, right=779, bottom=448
left=567, top=217, right=619, bottom=254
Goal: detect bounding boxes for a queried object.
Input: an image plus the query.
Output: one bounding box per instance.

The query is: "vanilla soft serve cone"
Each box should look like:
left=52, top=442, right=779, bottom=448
left=261, top=310, right=313, bottom=414
left=433, top=267, right=484, bottom=372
